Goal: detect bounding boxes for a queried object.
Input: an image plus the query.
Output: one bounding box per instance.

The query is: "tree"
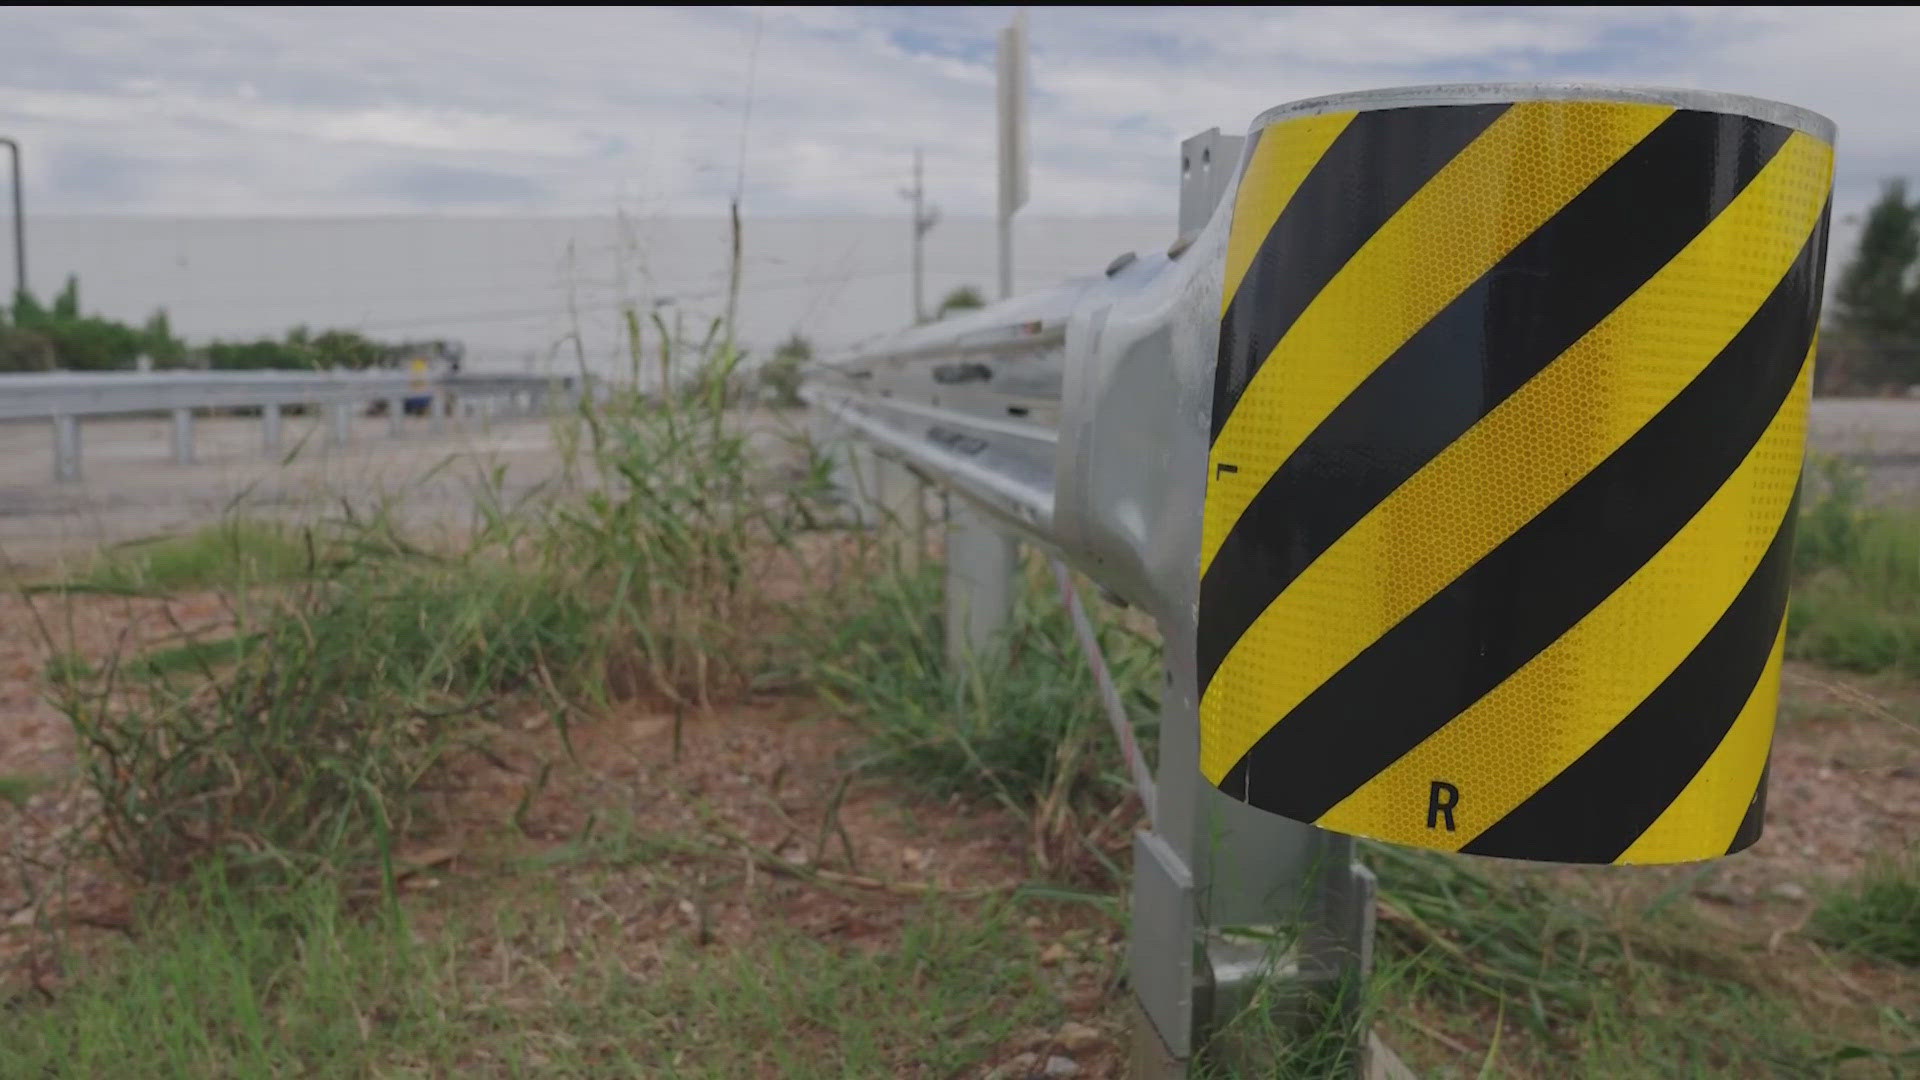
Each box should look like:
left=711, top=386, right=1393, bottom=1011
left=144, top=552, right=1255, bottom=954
left=935, top=285, right=984, bottom=319
left=1828, top=179, right=1920, bottom=390
left=143, top=310, right=188, bottom=368
left=1833, top=180, right=1920, bottom=339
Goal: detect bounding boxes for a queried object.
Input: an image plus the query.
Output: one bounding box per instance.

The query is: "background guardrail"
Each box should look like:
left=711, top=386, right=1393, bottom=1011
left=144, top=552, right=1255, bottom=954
left=0, top=369, right=578, bottom=481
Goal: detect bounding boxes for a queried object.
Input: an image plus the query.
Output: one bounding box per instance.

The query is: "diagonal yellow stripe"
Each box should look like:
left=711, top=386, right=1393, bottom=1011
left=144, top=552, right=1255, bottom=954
left=1200, top=101, right=1672, bottom=580
left=1618, top=621, right=1786, bottom=864
left=1220, top=111, right=1356, bottom=314
left=1315, top=350, right=1811, bottom=848
left=1199, top=132, right=1834, bottom=785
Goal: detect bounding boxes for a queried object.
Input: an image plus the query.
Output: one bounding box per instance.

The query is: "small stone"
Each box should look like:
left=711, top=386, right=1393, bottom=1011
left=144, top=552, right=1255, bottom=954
left=1055, top=1021, right=1103, bottom=1053
left=1771, top=881, right=1810, bottom=902
left=1043, top=1056, right=1081, bottom=1078
left=1040, top=942, right=1072, bottom=965
left=985, top=1052, right=1038, bottom=1080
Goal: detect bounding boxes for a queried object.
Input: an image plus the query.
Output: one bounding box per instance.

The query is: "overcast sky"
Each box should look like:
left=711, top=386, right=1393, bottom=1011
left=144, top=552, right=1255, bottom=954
left=1, top=6, right=1914, bottom=226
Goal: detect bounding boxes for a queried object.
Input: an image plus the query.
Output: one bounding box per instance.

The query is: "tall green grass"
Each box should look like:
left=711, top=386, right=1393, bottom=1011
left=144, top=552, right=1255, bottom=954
left=1790, top=456, right=1920, bottom=674
left=807, top=557, right=1159, bottom=877
left=57, top=530, right=597, bottom=884
left=43, top=519, right=315, bottom=596
left=1811, top=851, right=1920, bottom=967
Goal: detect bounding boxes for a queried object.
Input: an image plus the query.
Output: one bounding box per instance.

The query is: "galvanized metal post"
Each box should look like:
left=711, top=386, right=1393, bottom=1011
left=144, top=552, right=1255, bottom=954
left=0, top=137, right=24, bottom=303
left=944, top=497, right=1019, bottom=668
left=386, top=396, right=405, bottom=437
left=169, top=407, right=195, bottom=466
left=995, top=9, right=1028, bottom=301
left=50, top=414, right=79, bottom=483
left=326, top=400, right=351, bottom=449
left=262, top=403, right=282, bottom=454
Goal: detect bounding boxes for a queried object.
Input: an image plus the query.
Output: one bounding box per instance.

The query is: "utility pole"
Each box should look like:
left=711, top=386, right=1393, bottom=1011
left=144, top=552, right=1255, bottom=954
left=901, top=148, right=940, bottom=323
left=0, top=138, right=24, bottom=305
left=996, top=9, right=1028, bottom=299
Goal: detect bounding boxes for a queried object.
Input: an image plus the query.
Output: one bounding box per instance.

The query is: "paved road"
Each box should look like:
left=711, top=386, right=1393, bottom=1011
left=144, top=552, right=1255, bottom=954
left=0, top=411, right=572, bottom=570
left=0, top=397, right=1911, bottom=571
left=1809, top=398, right=1920, bottom=505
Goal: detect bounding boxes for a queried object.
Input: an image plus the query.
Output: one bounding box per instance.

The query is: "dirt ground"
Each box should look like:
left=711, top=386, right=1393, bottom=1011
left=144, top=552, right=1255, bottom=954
left=2, top=582, right=1917, bottom=1077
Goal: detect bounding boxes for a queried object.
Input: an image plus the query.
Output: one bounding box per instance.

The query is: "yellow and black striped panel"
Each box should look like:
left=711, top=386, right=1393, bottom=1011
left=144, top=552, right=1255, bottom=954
left=1199, top=95, right=1833, bottom=865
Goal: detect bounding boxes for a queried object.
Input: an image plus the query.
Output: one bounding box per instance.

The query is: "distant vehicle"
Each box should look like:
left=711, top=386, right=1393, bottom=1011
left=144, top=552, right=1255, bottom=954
left=396, top=341, right=463, bottom=415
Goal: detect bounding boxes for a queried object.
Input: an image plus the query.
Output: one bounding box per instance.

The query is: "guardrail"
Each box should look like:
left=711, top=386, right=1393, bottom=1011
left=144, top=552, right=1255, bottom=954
left=0, top=370, right=580, bottom=481
left=806, top=83, right=1836, bottom=1078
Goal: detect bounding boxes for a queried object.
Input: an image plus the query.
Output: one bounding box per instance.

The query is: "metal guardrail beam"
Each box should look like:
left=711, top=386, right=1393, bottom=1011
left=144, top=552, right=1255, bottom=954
left=808, top=82, right=1837, bottom=1079
left=0, top=370, right=580, bottom=481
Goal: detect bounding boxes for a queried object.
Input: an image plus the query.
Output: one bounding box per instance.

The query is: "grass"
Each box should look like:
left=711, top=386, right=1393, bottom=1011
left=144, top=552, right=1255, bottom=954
left=1789, top=456, right=1920, bottom=675
left=0, top=772, right=49, bottom=808
left=1363, top=845, right=1909, bottom=1077
left=1812, top=851, right=1920, bottom=967
left=41, top=519, right=316, bottom=596
left=808, top=555, right=1160, bottom=879
left=0, top=864, right=1050, bottom=1079
left=54, top=532, right=601, bottom=884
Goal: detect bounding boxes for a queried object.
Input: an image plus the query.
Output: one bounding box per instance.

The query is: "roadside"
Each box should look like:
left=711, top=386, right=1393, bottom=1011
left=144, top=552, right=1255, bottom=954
left=0, top=382, right=1914, bottom=1077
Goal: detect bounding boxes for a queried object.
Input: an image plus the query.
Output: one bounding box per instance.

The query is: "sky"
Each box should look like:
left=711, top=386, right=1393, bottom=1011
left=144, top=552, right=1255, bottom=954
left=2, top=5, right=1917, bottom=227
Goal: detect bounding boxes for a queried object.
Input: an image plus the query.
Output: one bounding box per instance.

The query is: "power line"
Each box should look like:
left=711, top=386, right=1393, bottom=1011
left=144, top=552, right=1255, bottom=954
left=346, top=262, right=960, bottom=333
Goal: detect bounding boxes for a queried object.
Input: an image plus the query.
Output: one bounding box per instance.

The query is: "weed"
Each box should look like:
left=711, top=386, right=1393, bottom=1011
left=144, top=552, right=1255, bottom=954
left=56, top=527, right=595, bottom=884
left=808, top=557, right=1158, bottom=875
left=44, top=519, right=314, bottom=596
left=0, top=773, right=48, bottom=808
left=544, top=318, right=819, bottom=711
left=1811, top=852, right=1920, bottom=966
left=41, top=649, right=94, bottom=686
left=1368, top=844, right=1905, bottom=1075
left=1790, top=455, right=1920, bottom=674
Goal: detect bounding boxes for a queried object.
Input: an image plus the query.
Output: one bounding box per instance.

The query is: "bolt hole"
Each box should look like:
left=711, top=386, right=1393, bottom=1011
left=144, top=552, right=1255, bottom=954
left=1202, top=146, right=1212, bottom=168
left=1182, top=155, right=1190, bottom=177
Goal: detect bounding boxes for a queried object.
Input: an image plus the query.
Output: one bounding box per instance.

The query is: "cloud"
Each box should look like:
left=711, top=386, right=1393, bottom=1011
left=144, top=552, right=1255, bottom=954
left=44, top=145, right=145, bottom=202
left=0, top=3, right=1911, bottom=237
left=352, top=163, right=545, bottom=208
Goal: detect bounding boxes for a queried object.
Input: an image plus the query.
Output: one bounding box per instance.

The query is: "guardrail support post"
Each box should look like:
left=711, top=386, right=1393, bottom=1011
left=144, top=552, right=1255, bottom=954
left=386, top=396, right=405, bottom=438
left=262, top=403, right=282, bottom=454
left=944, top=497, right=1017, bottom=668
left=51, top=414, right=80, bottom=482
left=170, top=407, right=195, bottom=466
left=326, top=401, right=351, bottom=449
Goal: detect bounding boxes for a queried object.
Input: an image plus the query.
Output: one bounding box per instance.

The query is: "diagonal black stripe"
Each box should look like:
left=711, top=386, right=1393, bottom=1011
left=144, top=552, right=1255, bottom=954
left=1217, top=202, right=1828, bottom=820
left=1209, top=103, right=1508, bottom=441
left=1198, top=111, right=1793, bottom=698
left=1727, top=758, right=1772, bottom=856
left=1461, top=491, right=1798, bottom=863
